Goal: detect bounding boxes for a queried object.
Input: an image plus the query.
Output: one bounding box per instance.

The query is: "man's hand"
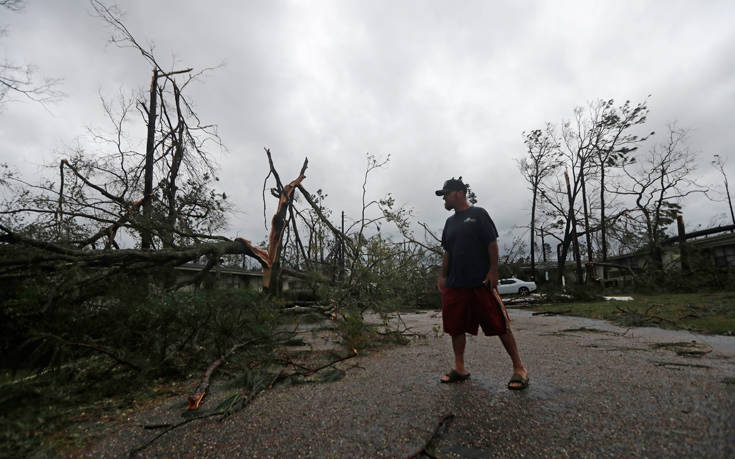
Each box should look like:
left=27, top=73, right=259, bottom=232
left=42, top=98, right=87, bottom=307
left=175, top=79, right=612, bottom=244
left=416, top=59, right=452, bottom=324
left=437, top=275, right=447, bottom=294
left=484, top=270, right=498, bottom=290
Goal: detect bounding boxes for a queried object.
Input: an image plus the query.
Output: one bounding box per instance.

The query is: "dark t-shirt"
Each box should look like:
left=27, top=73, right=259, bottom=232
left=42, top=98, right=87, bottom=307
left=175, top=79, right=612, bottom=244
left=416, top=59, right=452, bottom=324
left=441, top=206, right=499, bottom=288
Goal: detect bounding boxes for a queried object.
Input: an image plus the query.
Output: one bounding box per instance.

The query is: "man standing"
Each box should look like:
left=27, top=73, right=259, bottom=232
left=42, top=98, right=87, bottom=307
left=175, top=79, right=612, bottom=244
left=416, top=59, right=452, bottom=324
left=435, top=177, right=529, bottom=389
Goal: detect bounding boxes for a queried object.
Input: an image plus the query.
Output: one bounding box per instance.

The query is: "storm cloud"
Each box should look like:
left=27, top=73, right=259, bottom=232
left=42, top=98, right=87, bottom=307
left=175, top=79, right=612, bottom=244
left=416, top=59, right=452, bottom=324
left=2, top=0, right=734, bottom=248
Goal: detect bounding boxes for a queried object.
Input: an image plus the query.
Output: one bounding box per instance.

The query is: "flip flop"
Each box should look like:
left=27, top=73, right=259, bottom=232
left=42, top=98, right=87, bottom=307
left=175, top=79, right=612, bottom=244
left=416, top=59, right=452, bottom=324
left=507, top=373, right=529, bottom=390
left=440, top=369, right=470, bottom=384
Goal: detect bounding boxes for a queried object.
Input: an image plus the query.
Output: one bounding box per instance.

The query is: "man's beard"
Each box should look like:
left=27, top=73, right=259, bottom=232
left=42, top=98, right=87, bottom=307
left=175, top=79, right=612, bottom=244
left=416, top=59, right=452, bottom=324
left=444, top=201, right=452, bottom=210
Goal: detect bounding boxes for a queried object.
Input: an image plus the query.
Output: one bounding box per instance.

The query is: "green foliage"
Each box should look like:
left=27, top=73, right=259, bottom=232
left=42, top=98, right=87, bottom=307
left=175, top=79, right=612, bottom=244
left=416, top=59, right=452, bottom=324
left=0, top=283, right=282, bottom=456
left=225, top=367, right=278, bottom=394
left=279, top=151, right=442, bottom=315
left=339, top=311, right=370, bottom=351
left=2, top=273, right=278, bottom=370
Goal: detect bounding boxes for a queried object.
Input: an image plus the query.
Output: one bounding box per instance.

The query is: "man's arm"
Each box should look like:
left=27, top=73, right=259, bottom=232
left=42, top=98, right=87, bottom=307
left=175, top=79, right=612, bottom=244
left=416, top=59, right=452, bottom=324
left=485, top=240, right=499, bottom=289
left=437, top=251, right=449, bottom=292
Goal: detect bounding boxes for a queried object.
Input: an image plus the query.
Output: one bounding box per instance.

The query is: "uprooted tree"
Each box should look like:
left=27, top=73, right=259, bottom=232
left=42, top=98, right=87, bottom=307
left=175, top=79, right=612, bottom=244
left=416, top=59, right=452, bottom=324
left=1, top=0, right=438, bottom=361
left=0, top=2, right=333, bottom=293
left=0, top=3, right=334, bottom=386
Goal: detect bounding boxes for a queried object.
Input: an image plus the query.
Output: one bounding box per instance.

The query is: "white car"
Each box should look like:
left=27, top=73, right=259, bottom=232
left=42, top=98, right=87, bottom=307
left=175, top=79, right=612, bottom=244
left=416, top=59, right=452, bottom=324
left=496, top=277, right=537, bottom=296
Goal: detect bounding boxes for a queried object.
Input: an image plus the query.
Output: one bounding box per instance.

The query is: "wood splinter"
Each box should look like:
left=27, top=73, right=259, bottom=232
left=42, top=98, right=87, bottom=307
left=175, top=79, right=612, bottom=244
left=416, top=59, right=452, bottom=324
left=187, top=342, right=246, bottom=410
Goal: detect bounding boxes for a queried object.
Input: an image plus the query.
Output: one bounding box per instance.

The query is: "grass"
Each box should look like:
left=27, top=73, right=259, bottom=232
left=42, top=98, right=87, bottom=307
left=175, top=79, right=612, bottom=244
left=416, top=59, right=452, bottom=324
left=528, top=291, right=735, bottom=335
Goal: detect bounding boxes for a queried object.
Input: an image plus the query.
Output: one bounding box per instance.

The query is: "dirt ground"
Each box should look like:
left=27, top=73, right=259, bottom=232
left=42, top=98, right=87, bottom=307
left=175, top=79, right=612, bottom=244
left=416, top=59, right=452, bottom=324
left=81, top=308, right=735, bottom=458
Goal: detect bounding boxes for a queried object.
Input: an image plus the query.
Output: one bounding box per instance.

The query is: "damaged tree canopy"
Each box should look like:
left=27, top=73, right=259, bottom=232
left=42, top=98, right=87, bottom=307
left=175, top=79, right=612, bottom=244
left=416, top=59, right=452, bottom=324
left=0, top=148, right=329, bottom=293
left=0, top=5, right=445, bottom=456
left=1, top=1, right=346, bottom=294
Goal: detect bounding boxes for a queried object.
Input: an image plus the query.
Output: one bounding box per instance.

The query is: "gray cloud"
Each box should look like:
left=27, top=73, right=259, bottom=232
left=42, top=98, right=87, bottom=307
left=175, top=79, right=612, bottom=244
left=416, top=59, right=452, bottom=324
left=1, top=0, right=734, bottom=246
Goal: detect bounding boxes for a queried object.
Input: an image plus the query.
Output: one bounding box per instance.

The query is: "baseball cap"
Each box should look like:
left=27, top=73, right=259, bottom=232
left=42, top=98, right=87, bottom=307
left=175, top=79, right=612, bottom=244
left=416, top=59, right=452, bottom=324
left=435, top=177, right=467, bottom=196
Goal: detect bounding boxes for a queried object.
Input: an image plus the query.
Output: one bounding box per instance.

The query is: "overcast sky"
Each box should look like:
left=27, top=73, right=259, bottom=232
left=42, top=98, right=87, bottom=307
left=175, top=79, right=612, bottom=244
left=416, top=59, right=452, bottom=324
left=1, top=0, right=734, bottom=251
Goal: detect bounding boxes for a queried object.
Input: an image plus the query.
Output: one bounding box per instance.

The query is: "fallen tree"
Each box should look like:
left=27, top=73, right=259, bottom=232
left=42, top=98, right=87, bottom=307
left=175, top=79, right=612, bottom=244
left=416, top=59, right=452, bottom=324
left=0, top=150, right=349, bottom=294
left=0, top=4, right=433, bottom=456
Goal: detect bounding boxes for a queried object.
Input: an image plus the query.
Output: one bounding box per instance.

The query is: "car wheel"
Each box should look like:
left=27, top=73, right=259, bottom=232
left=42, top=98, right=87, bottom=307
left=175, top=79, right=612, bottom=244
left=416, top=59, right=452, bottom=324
left=518, top=287, right=530, bottom=295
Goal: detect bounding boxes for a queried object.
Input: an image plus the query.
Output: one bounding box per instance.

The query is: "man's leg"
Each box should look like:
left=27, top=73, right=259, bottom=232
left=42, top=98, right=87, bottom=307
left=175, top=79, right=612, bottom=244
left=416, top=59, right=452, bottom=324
left=499, top=331, right=528, bottom=388
left=441, top=333, right=469, bottom=382
left=452, top=333, right=468, bottom=374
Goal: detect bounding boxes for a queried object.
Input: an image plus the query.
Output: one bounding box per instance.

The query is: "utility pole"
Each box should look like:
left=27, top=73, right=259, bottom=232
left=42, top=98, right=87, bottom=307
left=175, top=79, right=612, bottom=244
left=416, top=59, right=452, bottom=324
left=540, top=227, right=547, bottom=263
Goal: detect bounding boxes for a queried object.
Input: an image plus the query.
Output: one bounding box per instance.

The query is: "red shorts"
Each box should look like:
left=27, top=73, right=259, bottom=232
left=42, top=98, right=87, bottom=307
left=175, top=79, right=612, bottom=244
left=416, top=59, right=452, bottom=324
left=441, top=287, right=509, bottom=337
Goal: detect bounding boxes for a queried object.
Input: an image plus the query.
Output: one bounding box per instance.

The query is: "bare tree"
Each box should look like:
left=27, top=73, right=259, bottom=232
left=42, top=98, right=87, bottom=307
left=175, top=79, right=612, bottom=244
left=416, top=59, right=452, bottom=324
left=0, top=0, right=63, bottom=107
left=712, top=154, right=735, bottom=226
left=90, top=0, right=226, bottom=250
left=529, top=98, right=654, bottom=285
left=0, top=2, right=306, bottom=296
left=519, top=124, right=560, bottom=280
left=592, top=98, right=652, bottom=275
left=535, top=111, right=591, bottom=284
left=501, top=231, right=529, bottom=265
left=0, top=0, right=23, bottom=10
left=615, top=125, right=708, bottom=269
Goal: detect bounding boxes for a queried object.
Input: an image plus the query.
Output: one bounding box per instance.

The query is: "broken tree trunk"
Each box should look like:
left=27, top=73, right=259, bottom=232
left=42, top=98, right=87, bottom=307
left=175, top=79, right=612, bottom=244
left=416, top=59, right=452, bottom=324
left=261, top=149, right=309, bottom=291
left=188, top=342, right=246, bottom=410
left=142, top=68, right=158, bottom=250
left=0, top=224, right=271, bottom=274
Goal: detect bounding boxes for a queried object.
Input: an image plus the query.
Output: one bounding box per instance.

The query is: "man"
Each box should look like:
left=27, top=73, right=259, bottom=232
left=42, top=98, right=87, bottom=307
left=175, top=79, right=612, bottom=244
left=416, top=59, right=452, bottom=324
left=435, top=177, right=529, bottom=390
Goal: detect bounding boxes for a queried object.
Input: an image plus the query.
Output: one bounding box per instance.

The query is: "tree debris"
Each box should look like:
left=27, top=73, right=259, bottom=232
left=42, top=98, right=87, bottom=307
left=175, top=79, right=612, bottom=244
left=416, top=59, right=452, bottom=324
left=650, top=341, right=712, bottom=357
left=407, top=413, right=455, bottom=459
left=651, top=360, right=712, bottom=369
left=187, top=342, right=246, bottom=411
left=532, top=310, right=572, bottom=316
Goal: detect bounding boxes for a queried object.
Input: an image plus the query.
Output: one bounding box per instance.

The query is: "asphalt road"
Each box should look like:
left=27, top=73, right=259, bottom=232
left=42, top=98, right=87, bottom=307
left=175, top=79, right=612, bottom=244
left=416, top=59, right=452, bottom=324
left=83, top=309, right=735, bottom=458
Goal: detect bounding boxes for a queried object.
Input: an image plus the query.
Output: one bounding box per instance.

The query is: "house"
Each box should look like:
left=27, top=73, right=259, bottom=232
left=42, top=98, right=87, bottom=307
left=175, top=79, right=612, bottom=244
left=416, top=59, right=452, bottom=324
left=593, top=224, right=735, bottom=287
left=174, top=263, right=300, bottom=292
left=515, top=224, right=735, bottom=288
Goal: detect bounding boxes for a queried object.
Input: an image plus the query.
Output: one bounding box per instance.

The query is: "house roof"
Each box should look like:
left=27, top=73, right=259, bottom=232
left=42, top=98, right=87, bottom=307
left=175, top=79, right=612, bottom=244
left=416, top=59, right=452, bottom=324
left=606, top=225, right=735, bottom=262
left=175, top=262, right=263, bottom=277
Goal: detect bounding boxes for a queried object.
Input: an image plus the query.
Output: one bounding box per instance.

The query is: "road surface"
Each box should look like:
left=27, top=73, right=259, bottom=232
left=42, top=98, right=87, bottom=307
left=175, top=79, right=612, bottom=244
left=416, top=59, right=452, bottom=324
left=84, top=309, right=735, bottom=458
